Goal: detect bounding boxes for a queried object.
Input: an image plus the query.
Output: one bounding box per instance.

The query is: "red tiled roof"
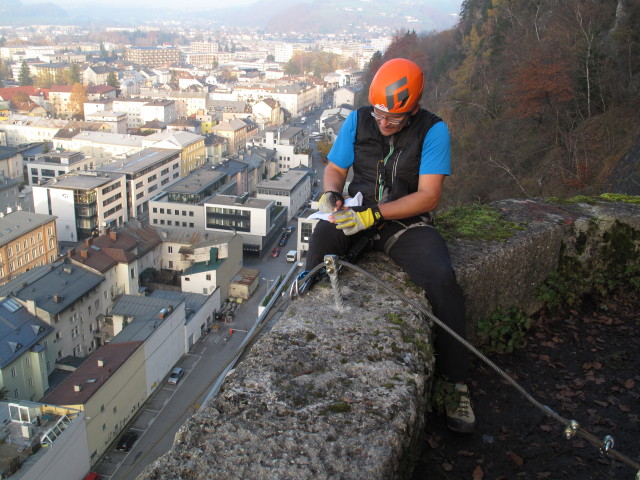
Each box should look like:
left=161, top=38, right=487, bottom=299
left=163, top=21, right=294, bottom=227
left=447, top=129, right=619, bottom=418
left=40, top=342, right=143, bottom=406
left=0, top=86, right=46, bottom=101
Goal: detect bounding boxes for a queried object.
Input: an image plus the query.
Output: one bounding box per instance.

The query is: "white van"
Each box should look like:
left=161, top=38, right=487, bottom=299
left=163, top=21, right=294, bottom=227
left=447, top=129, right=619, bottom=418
left=286, top=250, right=297, bottom=262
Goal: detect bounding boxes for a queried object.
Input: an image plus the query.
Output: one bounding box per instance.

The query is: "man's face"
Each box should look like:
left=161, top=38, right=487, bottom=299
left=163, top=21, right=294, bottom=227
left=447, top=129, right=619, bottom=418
left=371, top=107, right=410, bottom=136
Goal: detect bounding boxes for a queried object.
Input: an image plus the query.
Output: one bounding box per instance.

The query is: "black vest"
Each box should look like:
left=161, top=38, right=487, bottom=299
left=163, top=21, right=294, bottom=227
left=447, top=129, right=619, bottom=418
left=348, top=106, right=442, bottom=206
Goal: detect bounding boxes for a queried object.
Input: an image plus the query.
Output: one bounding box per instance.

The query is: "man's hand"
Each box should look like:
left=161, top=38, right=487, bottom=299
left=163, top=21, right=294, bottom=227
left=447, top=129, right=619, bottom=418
left=318, top=191, right=345, bottom=213
left=333, top=206, right=383, bottom=235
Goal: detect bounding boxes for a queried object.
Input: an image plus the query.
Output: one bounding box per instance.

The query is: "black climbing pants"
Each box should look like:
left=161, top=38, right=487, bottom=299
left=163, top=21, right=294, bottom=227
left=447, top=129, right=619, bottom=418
left=306, top=219, right=469, bottom=383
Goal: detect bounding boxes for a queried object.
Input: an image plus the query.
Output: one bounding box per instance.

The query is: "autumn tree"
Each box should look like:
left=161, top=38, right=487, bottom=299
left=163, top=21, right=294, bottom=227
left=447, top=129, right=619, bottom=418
left=68, top=82, right=87, bottom=119
left=35, top=71, right=55, bottom=88
left=18, top=60, right=33, bottom=86
left=12, top=92, right=29, bottom=103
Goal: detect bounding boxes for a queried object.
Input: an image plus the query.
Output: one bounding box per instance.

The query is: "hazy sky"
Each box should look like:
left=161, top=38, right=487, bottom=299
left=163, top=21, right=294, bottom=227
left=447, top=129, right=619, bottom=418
left=21, top=0, right=258, bottom=6
left=20, top=0, right=463, bottom=11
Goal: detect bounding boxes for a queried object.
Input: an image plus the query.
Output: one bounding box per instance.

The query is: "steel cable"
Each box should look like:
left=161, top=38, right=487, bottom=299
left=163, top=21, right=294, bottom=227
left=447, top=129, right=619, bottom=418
left=330, top=258, right=640, bottom=476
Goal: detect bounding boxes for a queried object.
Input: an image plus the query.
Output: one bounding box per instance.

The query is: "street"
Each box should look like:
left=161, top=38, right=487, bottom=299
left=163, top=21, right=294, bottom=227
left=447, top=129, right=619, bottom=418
left=94, top=237, right=300, bottom=480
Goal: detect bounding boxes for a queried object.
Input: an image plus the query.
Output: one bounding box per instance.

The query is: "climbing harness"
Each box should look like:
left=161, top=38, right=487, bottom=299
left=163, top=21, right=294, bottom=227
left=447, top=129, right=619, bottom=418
left=382, top=214, right=434, bottom=255
left=292, top=255, right=640, bottom=478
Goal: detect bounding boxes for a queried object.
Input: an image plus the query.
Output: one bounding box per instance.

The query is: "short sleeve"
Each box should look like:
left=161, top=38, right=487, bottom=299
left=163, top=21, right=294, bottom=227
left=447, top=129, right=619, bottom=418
left=327, top=110, right=358, bottom=169
left=419, top=121, right=451, bottom=176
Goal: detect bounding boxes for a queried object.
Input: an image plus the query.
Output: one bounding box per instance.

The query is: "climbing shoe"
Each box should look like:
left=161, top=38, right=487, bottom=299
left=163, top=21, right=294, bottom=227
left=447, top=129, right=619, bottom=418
left=446, top=383, right=476, bottom=433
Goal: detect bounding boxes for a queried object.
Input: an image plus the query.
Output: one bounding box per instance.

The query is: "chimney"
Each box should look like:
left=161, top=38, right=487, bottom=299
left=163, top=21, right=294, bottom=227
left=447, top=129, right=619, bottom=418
left=109, top=232, right=117, bottom=241
left=74, top=384, right=82, bottom=392
left=53, top=294, right=64, bottom=303
left=80, top=250, right=88, bottom=259
left=66, top=248, right=75, bottom=257
left=85, top=237, right=93, bottom=246
left=97, top=358, right=105, bottom=367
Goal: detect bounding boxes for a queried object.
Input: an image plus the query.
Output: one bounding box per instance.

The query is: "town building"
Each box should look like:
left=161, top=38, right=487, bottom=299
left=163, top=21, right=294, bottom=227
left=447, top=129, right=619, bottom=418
left=141, top=131, right=206, bottom=177
left=0, top=145, right=23, bottom=180
left=96, top=148, right=182, bottom=218
left=256, top=168, right=312, bottom=221
left=49, top=85, right=117, bottom=119
left=0, top=297, right=56, bottom=401
left=248, top=125, right=311, bottom=172
left=211, top=118, right=247, bottom=155
left=82, top=65, right=115, bottom=86
left=26, top=151, right=95, bottom=187
left=52, top=130, right=143, bottom=165
left=0, top=210, right=58, bottom=285
left=67, top=223, right=163, bottom=309
left=0, top=116, right=68, bottom=147
left=33, top=171, right=128, bottom=242
left=125, top=46, right=181, bottom=68
left=0, top=260, right=107, bottom=359
left=40, top=341, right=146, bottom=463
left=0, top=401, right=88, bottom=480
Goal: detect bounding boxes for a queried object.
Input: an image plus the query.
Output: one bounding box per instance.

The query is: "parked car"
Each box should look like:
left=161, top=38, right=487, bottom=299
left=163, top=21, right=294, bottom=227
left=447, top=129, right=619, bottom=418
left=286, top=226, right=295, bottom=233
left=271, top=247, right=280, bottom=257
left=278, top=236, right=288, bottom=247
left=167, top=367, right=185, bottom=385
left=116, top=431, right=139, bottom=452
left=84, top=473, right=101, bottom=480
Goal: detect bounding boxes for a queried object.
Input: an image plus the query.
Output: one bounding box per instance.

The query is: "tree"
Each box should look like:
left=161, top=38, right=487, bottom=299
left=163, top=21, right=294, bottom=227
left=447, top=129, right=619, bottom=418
left=62, top=63, right=81, bottom=85
left=18, top=60, right=33, bottom=86
left=68, top=82, right=87, bottom=119
left=35, top=71, right=55, bottom=88
left=106, top=71, right=120, bottom=95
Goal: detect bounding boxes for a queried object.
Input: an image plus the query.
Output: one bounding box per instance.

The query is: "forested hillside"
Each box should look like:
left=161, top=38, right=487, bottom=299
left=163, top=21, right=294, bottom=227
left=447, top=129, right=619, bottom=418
left=357, top=0, right=640, bottom=207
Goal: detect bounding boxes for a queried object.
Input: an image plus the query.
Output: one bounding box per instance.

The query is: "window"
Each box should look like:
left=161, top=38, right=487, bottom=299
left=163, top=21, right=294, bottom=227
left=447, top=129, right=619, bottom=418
left=130, top=268, right=135, bottom=279
left=189, top=211, right=194, bottom=217
left=167, top=220, right=172, bottom=225
left=206, top=274, right=211, bottom=280
left=153, top=207, right=157, bottom=213
left=11, top=367, right=16, bottom=377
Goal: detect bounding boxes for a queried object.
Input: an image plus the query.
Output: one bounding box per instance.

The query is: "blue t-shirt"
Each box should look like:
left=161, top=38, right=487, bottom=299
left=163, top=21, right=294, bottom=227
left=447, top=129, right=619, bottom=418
left=327, top=109, right=451, bottom=175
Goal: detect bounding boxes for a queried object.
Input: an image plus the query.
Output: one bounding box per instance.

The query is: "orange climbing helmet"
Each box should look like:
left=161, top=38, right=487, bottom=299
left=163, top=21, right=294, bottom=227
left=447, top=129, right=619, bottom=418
left=369, top=58, right=424, bottom=114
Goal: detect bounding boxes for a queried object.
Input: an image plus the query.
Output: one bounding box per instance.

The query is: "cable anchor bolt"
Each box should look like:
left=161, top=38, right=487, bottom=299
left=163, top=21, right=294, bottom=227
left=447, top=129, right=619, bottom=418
left=564, top=420, right=579, bottom=440
left=599, top=435, right=615, bottom=456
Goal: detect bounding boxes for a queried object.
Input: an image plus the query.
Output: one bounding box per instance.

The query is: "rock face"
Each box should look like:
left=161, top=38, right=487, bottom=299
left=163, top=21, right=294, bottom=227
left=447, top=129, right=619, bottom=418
left=137, top=199, right=640, bottom=480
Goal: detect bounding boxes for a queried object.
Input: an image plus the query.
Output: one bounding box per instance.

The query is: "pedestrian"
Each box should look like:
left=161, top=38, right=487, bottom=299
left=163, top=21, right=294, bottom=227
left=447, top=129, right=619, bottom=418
left=302, top=57, right=475, bottom=433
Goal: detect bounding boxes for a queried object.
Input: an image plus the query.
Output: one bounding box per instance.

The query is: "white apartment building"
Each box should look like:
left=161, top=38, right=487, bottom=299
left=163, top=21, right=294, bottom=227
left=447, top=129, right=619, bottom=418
left=249, top=126, right=311, bottom=171
left=136, top=89, right=209, bottom=119
left=273, top=43, right=295, bottom=63
left=33, top=170, right=128, bottom=242
left=84, top=111, right=128, bottom=134
left=0, top=115, right=68, bottom=147
left=208, top=83, right=322, bottom=117
left=52, top=130, right=144, bottom=165
left=27, top=150, right=96, bottom=186
left=256, top=169, right=312, bottom=221
left=97, top=147, right=182, bottom=218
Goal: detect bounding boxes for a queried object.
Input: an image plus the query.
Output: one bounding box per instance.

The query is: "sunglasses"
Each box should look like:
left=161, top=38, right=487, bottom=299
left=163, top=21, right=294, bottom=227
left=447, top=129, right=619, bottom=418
left=371, top=110, right=406, bottom=126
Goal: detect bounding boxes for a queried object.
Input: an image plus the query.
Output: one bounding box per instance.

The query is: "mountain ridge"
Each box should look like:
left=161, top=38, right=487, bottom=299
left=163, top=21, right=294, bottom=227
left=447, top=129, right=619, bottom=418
left=0, top=0, right=461, bottom=32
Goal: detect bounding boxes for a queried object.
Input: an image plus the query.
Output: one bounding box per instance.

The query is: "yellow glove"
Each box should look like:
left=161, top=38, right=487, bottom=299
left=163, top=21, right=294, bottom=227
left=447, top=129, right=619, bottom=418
left=333, top=206, right=383, bottom=235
